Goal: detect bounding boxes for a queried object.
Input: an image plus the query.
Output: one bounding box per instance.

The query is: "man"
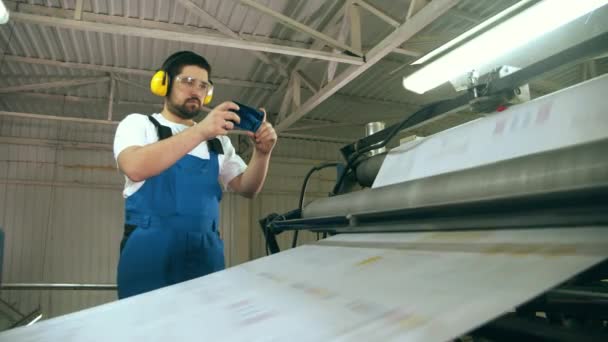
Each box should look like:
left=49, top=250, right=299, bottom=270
left=113, top=51, right=277, bottom=298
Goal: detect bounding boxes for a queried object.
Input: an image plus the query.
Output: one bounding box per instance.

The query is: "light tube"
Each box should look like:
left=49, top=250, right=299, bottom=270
left=403, top=0, right=608, bottom=94
left=0, top=0, right=9, bottom=25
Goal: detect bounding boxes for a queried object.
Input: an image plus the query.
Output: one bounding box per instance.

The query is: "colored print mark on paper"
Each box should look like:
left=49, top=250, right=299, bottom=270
left=240, top=311, right=277, bottom=326
left=482, top=243, right=577, bottom=257
left=346, top=300, right=386, bottom=316
left=483, top=244, right=539, bottom=256
left=536, top=102, right=552, bottom=124
left=382, top=308, right=428, bottom=330
left=422, top=231, right=491, bottom=242
left=541, top=244, right=577, bottom=257
left=356, top=256, right=382, bottom=266
left=305, top=287, right=336, bottom=300
left=508, top=244, right=538, bottom=256
left=493, top=101, right=552, bottom=136
left=493, top=118, right=507, bottom=135
left=290, top=281, right=336, bottom=300
left=227, top=299, right=278, bottom=327
left=256, top=271, right=286, bottom=283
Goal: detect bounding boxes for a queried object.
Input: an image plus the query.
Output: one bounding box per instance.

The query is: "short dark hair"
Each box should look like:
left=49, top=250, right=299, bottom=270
left=161, top=51, right=211, bottom=96
left=167, top=51, right=211, bottom=77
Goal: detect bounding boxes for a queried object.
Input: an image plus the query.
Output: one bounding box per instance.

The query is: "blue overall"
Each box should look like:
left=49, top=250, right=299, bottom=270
left=117, top=152, right=225, bottom=299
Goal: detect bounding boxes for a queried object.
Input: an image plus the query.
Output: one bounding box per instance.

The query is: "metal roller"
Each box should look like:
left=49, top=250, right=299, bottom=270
left=303, top=139, right=608, bottom=219
left=353, top=152, right=386, bottom=188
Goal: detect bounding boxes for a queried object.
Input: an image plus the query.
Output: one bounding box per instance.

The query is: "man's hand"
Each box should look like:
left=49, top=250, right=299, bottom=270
left=228, top=108, right=276, bottom=198
left=253, top=109, right=277, bottom=155
left=197, top=101, right=241, bottom=140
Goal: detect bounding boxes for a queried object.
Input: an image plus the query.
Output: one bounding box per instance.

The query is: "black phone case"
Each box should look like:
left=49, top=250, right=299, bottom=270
left=232, top=101, right=264, bottom=133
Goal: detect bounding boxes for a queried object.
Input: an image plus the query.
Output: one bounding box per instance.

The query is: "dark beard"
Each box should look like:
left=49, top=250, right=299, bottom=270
left=167, top=98, right=201, bottom=120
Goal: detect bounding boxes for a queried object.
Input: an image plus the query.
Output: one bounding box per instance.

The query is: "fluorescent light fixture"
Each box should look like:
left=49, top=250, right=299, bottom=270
left=26, top=313, right=43, bottom=326
left=412, top=0, right=535, bottom=65
left=403, top=0, right=608, bottom=94
left=0, top=0, right=9, bottom=24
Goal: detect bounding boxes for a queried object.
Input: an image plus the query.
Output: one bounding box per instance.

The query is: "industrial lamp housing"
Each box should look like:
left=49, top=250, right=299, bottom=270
left=402, top=0, right=608, bottom=94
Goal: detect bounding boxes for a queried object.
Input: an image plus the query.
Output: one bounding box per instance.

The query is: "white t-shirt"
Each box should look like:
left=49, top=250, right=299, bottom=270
left=114, top=113, right=247, bottom=198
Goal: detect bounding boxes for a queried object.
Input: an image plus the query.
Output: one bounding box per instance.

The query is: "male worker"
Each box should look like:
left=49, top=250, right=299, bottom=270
left=113, top=51, right=277, bottom=298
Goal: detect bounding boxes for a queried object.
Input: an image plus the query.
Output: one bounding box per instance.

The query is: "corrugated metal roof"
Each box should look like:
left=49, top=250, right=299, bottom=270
left=0, top=0, right=606, bottom=137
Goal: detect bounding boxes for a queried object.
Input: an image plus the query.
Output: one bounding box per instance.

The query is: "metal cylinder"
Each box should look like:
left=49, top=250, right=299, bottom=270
left=354, top=152, right=387, bottom=187
left=303, top=139, right=608, bottom=219
left=0, top=283, right=117, bottom=291
left=365, top=122, right=386, bottom=156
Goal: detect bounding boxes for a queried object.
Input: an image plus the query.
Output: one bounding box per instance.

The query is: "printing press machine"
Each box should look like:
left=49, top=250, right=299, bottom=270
left=259, top=32, right=608, bottom=341
left=1, top=30, right=608, bottom=342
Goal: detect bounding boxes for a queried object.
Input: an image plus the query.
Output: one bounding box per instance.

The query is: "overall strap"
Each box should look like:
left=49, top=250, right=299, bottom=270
left=147, top=115, right=224, bottom=154
left=207, top=138, right=224, bottom=155
left=147, top=115, right=172, bottom=140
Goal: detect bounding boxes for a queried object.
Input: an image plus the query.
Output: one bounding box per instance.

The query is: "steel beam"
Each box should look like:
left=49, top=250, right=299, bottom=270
left=0, top=77, right=110, bottom=93
left=0, top=111, right=119, bottom=125
left=3, top=92, right=163, bottom=108
left=355, top=0, right=400, bottom=27
left=2, top=55, right=280, bottom=90
left=107, top=75, right=115, bottom=121
left=10, top=12, right=364, bottom=65
left=348, top=1, right=362, bottom=53
left=5, top=1, right=310, bottom=50
left=74, top=0, right=83, bottom=20
left=240, top=0, right=362, bottom=57
left=275, top=0, right=460, bottom=131
left=176, top=0, right=288, bottom=78
left=0, top=111, right=352, bottom=144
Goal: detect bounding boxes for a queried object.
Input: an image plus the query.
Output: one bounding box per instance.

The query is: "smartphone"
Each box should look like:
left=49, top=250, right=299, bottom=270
left=231, top=101, right=264, bottom=133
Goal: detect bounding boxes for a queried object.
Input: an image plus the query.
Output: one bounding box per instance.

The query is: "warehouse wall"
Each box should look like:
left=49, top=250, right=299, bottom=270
left=0, top=115, right=342, bottom=322
left=0, top=116, right=122, bottom=320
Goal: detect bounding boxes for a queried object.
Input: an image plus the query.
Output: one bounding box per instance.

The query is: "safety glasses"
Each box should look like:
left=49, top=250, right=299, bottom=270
left=174, top=75, right=213, bottom=94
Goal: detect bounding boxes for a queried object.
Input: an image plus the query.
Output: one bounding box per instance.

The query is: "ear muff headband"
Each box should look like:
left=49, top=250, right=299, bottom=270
left=149, top=52, right=214, bottom=105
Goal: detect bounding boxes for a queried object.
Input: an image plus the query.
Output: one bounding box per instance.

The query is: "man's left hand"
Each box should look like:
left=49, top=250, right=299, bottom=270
left=253, top=109, right=277, bottom=155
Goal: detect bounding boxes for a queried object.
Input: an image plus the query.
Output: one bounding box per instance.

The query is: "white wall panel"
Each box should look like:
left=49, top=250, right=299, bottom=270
left=272, top=138, right=343, bottom=161
left=219, top=193, right=252, bottom=267
left=1, top=117, right=124, bottom=321
left=0, top=289, right=116, bottom=319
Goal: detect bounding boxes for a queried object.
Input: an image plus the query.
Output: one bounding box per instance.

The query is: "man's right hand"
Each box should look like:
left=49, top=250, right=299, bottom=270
left=197, top=101, right=242, bottom=140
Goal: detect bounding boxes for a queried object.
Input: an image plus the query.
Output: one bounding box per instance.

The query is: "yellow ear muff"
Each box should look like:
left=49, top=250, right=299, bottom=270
left=203, top=85, right=213, bottom=105
left=150, top=70, right=169, bottom=97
